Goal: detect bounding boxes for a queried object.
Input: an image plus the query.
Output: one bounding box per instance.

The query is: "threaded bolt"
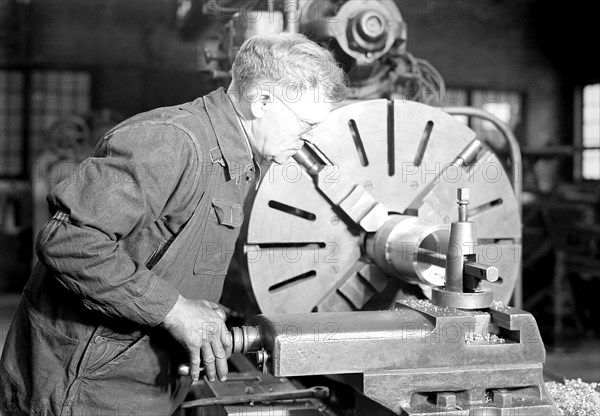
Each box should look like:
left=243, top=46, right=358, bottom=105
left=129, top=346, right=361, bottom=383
left=457, top=188, right=470, bottom=222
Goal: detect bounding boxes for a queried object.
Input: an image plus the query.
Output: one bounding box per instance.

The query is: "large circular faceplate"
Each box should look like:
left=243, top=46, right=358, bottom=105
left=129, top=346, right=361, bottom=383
left=246, top=99, right=521, bottom=314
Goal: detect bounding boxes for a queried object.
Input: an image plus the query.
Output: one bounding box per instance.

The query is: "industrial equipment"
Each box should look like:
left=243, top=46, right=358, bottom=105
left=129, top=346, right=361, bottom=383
left=242, top=99, right=521, bottom=314
left=217, top=97, right=549, bottom=414
left=184, top=184, right=558, bottom=414
left=176, top=1, right=557, bottom=414
left=182, top=0, right=521, bottom=315
left=179, top=0, right=445, bottom=102
left=297, top=0, right=444, bottom=101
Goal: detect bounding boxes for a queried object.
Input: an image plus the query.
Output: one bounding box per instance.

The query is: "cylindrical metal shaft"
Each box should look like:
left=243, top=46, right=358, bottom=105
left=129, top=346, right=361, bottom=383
left=293, top=142, right=327, bottom=176
left=417, top=249, right=499, bottom=282
left=365, top=215, right=449, bottom=287
left=231, top=325, right=262, bottom=354
left=457, top=188, right=470, bottom=222
left=177, top=325, right=265, bottom=376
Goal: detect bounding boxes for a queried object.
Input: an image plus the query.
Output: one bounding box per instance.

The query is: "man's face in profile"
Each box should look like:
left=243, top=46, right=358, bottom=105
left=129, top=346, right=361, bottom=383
left=250, top=86, right=333, bottom=165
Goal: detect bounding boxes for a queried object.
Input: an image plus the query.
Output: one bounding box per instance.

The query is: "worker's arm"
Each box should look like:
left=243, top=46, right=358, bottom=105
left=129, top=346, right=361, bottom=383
left=37, top=123, right=200, bottom=327
left=37, top=121, right=232, bottom=382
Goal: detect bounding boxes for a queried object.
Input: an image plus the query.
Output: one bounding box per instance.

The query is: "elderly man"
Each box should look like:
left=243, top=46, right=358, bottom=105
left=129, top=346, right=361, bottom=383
left=0, top=32, right=346, bottom=415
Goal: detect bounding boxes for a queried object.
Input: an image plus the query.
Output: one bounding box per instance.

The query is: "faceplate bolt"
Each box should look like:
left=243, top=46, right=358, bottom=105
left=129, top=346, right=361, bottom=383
left=436, top=392, right=457, bottom=408
left=493, top=389, right=513, bottom=407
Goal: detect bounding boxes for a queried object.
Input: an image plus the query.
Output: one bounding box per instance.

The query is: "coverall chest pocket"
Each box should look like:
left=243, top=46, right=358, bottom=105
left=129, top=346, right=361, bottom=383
left=193, top=184, right=244, bottom=276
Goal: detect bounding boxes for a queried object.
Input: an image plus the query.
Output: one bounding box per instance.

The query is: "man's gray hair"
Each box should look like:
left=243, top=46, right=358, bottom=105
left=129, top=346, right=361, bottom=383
left=231, top=32, right=347, bottom=103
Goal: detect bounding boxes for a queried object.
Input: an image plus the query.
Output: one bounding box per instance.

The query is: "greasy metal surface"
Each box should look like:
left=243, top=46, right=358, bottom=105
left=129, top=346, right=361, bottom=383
left=187, top=367, right=328, bottom=415
left=431, top=287, right=494, bottom=309
left=444, top=221, right=477, bottom=293
left=361, top=365, right=558, bottom=415
left=245, top=99, right=521, bottom=314
left=366, top=215, right=449, bottom=286
left=244, top=300, right=559, bottom=415
left=246, top=300, right=545, bottom=377
left=181, top=386, right=328, bottom=408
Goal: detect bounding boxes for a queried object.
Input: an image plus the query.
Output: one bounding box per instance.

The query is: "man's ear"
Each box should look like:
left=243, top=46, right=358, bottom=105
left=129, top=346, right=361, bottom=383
left=249, top=91, right=272, bottom=119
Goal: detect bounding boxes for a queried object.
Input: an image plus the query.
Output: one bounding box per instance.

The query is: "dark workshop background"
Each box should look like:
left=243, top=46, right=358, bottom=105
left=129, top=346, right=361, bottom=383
left=1, top=0, right=599, bottom=380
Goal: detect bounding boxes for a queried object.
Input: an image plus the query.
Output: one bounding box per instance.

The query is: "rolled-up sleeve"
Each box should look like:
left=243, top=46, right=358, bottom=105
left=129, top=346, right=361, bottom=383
left=37, top=123, right=201, bottom=326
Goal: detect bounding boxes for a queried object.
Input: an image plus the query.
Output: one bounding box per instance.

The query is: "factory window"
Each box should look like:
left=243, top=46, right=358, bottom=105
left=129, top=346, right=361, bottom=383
left=0, top=69, right=91, bottom=178
left=436, top=86, right=523, bottom=152
left=581, top=84, right=600, bottom=180
left=0, top=70, right=25, bottom=176
left=435, top=86, right=524, bottom=186
left=29, top=71, right=91, bottom=160
left=470, top=89, right=522, bottom=153
left=439, top=88, right=469, bottom=125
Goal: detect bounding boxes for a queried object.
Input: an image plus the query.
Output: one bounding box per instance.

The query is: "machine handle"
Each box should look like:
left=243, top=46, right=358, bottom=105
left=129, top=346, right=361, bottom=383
left=177, top=325, right=265, bottom=376
left=418, top=248, right=499, bottom=282
left=178, top=363, right=203, bottom=377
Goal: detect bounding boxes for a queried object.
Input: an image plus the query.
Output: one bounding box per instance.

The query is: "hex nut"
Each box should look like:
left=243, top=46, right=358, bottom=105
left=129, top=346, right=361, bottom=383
left=437, top=392, right=457, bottom=408
left=457, top=187, right=470, bottom=202
left=493, top=389, right=513, bottom=407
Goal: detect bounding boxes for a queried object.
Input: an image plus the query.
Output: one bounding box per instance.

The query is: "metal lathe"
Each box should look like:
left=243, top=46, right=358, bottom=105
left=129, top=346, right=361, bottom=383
left=180, top=99, right=559, bottom=415
left=176, top=1, right=561, bottom=414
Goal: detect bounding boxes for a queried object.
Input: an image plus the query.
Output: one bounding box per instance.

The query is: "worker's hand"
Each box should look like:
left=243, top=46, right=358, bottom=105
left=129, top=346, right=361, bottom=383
left=161, top=295, right=232, bottom=383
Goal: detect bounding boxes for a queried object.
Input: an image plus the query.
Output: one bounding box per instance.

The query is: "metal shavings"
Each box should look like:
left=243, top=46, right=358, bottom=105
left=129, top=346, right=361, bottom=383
left=491, top=300, right=509, bottom=312
left=401, top=299, right=454, bottom=316
left=546, top=378, right=600, bottom=416
left=464, top=333, right=506, bottom=344
left=403, top=299, right=432, bottom=308
left=485, top=391, right=493, bottom=403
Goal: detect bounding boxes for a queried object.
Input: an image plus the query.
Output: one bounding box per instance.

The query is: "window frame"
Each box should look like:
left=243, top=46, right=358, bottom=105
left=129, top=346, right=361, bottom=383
left=574, top=83, right=600, bottom=182
left=0, top=65, right=97, bottom=180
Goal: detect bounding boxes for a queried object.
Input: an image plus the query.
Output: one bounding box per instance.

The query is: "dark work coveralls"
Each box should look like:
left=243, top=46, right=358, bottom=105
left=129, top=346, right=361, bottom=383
left=0, top=88, right=257, bottom=415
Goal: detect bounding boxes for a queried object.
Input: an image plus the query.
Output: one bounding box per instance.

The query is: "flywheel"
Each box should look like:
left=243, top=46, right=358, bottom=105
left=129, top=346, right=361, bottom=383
left=243, top=99, right=521, bottom=314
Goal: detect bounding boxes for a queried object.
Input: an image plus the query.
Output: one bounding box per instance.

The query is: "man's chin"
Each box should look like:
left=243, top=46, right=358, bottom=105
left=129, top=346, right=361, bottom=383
left=271, top=158, right=288, bottom=165
left=272, top=152, right=299, bottom=165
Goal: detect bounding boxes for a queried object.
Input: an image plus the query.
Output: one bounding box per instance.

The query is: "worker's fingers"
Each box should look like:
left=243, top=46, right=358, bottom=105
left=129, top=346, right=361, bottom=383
left=201, top=343, right=217, bottom=382
left=221, top=329, right=233, bottom=359
left=218, top=304, right=232, bottom=316
left=178, top=363, right=205, bottom=377
left=199, top=299, right=221, bottom=309
left=188, top=348, right=202, bottom=382
left=212, top=339, right=229, bottom=382
left=214, top=308, right=227, bottom=321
